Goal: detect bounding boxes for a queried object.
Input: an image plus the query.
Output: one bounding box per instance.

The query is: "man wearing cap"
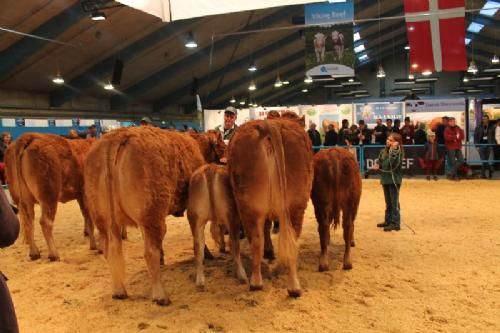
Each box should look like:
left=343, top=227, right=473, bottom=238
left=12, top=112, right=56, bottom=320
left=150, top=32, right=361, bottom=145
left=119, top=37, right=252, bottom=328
left=140, top=117, right=153, bottom=126
left=215, top=106, right=238, bottom=142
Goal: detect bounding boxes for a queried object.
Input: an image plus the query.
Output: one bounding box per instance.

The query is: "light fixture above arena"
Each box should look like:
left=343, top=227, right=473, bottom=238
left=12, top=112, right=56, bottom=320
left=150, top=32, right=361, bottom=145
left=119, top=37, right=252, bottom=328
left=185, top=32, right=198, bottom=48
left=52, top=74, right=64, bottom=85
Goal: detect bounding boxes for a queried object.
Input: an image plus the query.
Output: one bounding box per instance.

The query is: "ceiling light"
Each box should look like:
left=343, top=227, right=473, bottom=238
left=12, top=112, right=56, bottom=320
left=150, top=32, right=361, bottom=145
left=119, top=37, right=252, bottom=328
left=240, top=100, right=246, bottom=105
left=304, top=76, right=313, bottom=84
left=492, top=54, right=499, bottom=64
left=408, top=25, right=415, bottom=32
left=185, top=32, right=198, bottom=48
left=463, top=76, right=469, bottom=82
left=248, top=80, right=256, bottom=91
left=411, top=63, right=418, bottom=69
left=422, top=70, right=432, bottom=76
left=467, top=89, right=484, bottom=93
left=467, top=22, right=485, bottom=33
left=274, top=76, right=283, bottom=88
left=248, top=62, right=257, bottom=72
left=52, top=75, right=64, bottom=85
left=408, top=74, right=415, bottom=80
left=376, top=65, right=386, bottom=78
left=480, top=1, right=499, bottom=16
left=404, top=45, right=410, bottom=50
left=302, top=88, right=308, bottom=92
left=467, top=60, right=478, bottom=74
left=230, top=96, right=236, bottom=103
left=348, top=78, right=354, bottom=82
left=354, top=32, right=361, bottom=42
left=342, top=81, right=361, bottom=86
left=465, top=38, right=471, bottom=45
left=282, top=79, right=290, bottom=85
left=104, top=83, right=114, bottom=90
left=91, top=11, right=106, bottom=21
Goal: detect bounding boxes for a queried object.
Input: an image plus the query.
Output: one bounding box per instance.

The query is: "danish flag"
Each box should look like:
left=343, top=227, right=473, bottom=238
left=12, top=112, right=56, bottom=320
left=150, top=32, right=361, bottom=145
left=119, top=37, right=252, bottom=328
left=404, top=0, right=467, bottom=73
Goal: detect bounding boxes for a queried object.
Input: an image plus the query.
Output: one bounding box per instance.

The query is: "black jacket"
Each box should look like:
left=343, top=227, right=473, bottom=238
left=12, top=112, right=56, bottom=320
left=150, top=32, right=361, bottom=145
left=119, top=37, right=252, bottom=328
left=474, top=123, right=496, bottom=144
left=324, top=130, right=338, bottom=146
left=414, top=129, right=427, bottom=145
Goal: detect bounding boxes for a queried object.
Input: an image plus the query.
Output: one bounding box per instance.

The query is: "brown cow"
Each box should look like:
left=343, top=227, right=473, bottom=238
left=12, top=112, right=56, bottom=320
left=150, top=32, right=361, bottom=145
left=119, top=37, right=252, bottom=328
left=228, top=118, right=313, bottom=297
left=311, top=147, right=361, bottom=272
left=188, top=130, right=226, bottom=163
left=5, top=134, right=95, bottom=261
left=186, top=164, right=247, bottom=289
left=84, top=127, right=204, bottom=305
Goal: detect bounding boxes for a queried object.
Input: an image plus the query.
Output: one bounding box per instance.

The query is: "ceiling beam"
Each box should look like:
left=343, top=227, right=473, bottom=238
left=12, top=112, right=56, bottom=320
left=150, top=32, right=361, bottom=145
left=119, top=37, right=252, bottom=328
left=0, top=2, right=86, bottom=80
left=111, top=6, right=301, bottom=110
left=208, top=52, right=304, bottom=106
left=153, top=32, right=301, bottom=111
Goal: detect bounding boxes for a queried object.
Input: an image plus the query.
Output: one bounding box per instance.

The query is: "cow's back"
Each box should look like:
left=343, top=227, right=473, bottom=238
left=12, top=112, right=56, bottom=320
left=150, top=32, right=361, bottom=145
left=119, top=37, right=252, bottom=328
left=228, top=119, right=313, bottom=231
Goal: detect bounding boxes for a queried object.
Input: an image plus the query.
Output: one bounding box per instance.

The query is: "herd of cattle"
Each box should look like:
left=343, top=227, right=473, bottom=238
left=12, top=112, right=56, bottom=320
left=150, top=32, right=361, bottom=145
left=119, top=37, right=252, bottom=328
left=4, top=112, right=361, bottom=306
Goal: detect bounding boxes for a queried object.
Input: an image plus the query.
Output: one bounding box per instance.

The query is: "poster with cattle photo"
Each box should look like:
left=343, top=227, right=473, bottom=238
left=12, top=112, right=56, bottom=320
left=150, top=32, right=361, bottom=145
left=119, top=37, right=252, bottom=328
left=304, top=1, right=355, bottom=77
left=404, top=98, right=466, bottom=132
left=300, top=104, right=353, bottom=137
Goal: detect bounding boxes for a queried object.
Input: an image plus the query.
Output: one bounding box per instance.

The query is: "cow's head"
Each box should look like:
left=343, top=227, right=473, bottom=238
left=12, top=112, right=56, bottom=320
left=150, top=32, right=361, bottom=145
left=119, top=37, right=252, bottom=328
left=206, top=130, right=226, bottom=162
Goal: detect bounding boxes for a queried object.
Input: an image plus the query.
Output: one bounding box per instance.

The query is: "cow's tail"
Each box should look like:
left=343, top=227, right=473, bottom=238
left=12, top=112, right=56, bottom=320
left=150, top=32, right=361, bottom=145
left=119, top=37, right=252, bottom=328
left=261, top=121, right=297, bottom=270
left=14, top=135, right=36, bottom=243
left=331, top=150, right=341, bottom=230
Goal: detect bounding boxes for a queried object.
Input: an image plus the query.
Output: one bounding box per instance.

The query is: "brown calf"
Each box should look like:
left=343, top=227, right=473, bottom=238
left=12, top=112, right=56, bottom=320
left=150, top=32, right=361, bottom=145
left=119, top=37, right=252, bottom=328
left=186, top=164, right=247, bottom=289
left=311, top=147, right=362, bottom=272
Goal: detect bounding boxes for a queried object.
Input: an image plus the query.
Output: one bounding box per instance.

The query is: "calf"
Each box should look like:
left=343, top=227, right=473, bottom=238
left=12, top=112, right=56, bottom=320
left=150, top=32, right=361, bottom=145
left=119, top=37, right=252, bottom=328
left=311, top=147, right=361, bottom=272
left=186, top=164, right=247, bottom=289
left=314, top=32, right=326, bottom=63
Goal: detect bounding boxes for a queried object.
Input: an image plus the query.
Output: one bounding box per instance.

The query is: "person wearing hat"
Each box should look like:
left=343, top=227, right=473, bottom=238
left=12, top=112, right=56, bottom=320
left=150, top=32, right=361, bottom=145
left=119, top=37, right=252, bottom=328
left=215, top=106, right=238, bottom=142
left=140, top=117, right=153, bottom=127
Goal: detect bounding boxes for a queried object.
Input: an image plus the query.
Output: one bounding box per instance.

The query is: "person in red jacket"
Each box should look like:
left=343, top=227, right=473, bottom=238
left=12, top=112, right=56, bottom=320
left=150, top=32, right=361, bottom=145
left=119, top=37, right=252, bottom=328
left=444, top=117, right=465, bottom=180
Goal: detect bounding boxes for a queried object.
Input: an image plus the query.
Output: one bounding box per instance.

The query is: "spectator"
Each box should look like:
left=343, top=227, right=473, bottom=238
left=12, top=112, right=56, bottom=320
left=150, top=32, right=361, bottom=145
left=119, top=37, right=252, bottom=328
left=323, top=124, right=338, bottom=146
left=338, top=119, right=349, bottom=145
left=444, top=117, right=465, bottom=180
left=0, top=188, right=20, bottom=333
left=0, top=132, right=12, bottom=163
left=372, top=133, right=404, bottom=232
left=358, top=120, right=371, bottom=145
left=473, top=114, right=495, bottom=179
left=393, top=119, right=401, bottom=134
left=140, top=117, right=154, bottom=127
left=400, top=116, right=415, bottom=145
left=86, top=124, right=97, bottom=138
left=435, top=116, right=449, bottom=145
left=307, top=122, right=322, bottom=153
left=214, top=106, right=238, bottom=142
left=67, top=129, right=79, bottom=139
left=386, top=119, right=394, bottom=134
left=418, top=131, right=442, bottom=181
left=414, top=123, right=427, bottom=145
left=373, top=118, right=387, bottom=145
left=496, top=119, right=500, bottom=169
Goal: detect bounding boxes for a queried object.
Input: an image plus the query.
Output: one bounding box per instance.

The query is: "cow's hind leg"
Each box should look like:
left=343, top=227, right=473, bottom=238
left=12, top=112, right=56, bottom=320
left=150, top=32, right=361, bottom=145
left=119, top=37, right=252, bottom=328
left=106, top=224, right=127, bottom=300
left=247, top=216, right=265, bottom=291
left=342, top=211, right=354, bottom=270
left=317, top=210, right=331, bottom=272
left=19, top=200, right=39, bottom=260
left=39, top=202, right=60, bottom=261
left=228, top=218, right=247, bottom=284
left=189, top=216, right=207, bottom=290
left=77, top=197, right=96, bottom=250
left=142, top=223, right=170, bottom=305
left=263, top=220, right=275, bottom=260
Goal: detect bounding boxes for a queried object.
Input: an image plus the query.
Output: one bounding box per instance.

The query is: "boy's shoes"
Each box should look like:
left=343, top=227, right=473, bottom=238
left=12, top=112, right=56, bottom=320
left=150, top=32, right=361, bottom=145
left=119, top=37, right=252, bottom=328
left=433, top=176, right=438, bottom=181
left=377, top=222, right=388, bottom=228
left=384, top=224, right=400, bottom=232
left=426, top=176, right=431, bottom=181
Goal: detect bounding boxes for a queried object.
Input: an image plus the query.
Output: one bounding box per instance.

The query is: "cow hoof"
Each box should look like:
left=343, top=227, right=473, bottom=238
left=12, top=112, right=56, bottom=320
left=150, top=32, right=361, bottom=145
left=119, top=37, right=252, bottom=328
left=29, top=253, right=41, bottom=261
left=343, top=263, right=353, bottom=270
left=97, top=249, right=103, bottom=255
left=112, top=293, right=128, bottom=300
left=204, top=248, right=215, bottom=260
left=83, top=231, right=89, bottom=237
left=263, top=250, right=275, bottom=260
left=318, top=264, right=330, bottom=272
left=160, top=258, right=165, bottom=267
left=48, top=255, right=60, bottom=262
left=350, top=241, right=356, bottom=247
left=196, top=284, right=205, bottom=292
left=288, top=289, right=302, bottom=298
left=238, top=277, right=248, bottom=285
left=90, top=244, right=97, bottom=251
left=249, top=284, right=263, bottom=292
left=154, top=298, right=171, bottom=306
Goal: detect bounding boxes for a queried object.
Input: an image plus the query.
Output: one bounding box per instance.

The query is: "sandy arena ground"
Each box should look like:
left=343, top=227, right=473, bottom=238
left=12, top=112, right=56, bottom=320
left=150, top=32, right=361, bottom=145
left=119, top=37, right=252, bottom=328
left=1, top=179, right=499, bottom=333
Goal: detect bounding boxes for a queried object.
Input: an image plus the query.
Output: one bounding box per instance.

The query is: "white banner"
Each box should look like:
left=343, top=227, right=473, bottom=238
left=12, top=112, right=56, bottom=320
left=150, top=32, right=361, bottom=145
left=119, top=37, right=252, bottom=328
left=1, top=118, right=16, bottom=127
left=301, top=104, right=353, bottom=136
left=55, top=119, right=72, bottom=127
left=117, top=0, right=320, bottom=21
left=405, top=98, right=466, bottom=113
left=25, top=119, right=49, bottom=127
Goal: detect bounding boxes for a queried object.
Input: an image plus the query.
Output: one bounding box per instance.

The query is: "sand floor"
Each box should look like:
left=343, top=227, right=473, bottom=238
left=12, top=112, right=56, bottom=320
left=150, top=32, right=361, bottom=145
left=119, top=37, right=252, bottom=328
left=1, top=179, right=499, bottom=333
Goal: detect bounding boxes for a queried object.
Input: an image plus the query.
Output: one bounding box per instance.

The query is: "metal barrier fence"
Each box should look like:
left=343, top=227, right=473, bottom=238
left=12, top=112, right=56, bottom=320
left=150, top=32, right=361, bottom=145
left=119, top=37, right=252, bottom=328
left=311, top=143, right=500, bottom=176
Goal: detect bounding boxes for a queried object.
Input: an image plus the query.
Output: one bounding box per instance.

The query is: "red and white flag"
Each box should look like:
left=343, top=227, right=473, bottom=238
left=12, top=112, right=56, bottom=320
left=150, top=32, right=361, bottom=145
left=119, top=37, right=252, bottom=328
left=404, top=0, right=467, bottom=73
